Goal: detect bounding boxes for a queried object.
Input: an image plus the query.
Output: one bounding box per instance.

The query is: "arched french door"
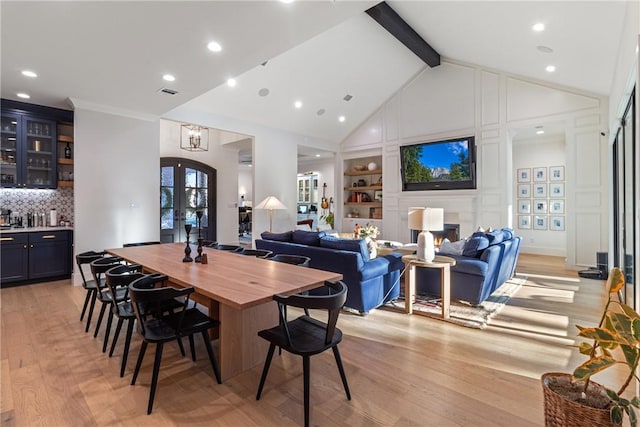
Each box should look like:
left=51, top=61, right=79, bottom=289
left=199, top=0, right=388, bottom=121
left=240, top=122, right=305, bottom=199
left=160, top=158, right=216, bottom=243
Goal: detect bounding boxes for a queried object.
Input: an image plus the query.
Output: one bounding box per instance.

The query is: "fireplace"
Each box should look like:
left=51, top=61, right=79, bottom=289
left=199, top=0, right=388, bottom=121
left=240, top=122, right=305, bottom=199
left=411, top=223, right=460, bottom=247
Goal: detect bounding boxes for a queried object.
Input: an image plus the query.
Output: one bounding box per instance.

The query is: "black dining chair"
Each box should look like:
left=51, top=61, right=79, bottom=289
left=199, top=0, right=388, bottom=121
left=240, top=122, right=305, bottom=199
left=208, top=243, right=242, bottom=252
left=238, top=248, right=272, bottom=258
left=105, top=264, right=145, bottom=377
left=88, top=256, right=126, bottom=343
left=129, top=276, right=222, bottom=415
left=256, top=280, right=351, bottom=427
left=75, top=250, right=107, bottom=330
left=269, top=254, right=311, bottom=267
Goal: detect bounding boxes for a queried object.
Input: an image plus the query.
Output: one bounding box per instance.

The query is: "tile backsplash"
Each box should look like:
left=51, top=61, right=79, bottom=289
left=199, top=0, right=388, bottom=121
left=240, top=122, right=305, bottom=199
left=0, top=187, right=74, bottom=225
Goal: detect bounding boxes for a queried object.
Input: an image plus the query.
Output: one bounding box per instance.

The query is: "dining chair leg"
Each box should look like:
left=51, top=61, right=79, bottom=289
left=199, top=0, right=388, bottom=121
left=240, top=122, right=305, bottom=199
left=80, top=289, right=93, bottom=321
left=109, top=317, right=124, bottom=357
left=200, top=331, right=221, bottom=384
left=256, top=343, right=276, bottom=400
left=93, top=303, right=107, bottom=338
left=85, top=291, right=98, bottom=332
left=148, top=342, right=164, bottom=415
left=188, top=334, right=196, bottom=362
left=303, top=355, right=310, bottom=427
left=131, top=341, right=148, bottom=386
left=176, top=337, right=186, bottom=357
left=120, top=319, right=135, bottom=378
left=332, top=346, right=351, bottom=400
left=102, top=310, right=114, bottom=352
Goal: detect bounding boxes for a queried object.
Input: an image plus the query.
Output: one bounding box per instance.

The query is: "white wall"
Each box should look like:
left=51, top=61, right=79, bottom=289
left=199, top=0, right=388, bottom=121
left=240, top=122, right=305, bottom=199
left=74, top=108, right=159, bottom=262
left=341, top=60, right=608, bottom=268
left=512, top=136, right=566, bottom=256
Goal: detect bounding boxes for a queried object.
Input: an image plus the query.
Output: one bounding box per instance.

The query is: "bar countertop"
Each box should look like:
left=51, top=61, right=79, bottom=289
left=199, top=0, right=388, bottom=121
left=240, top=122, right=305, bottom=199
left=0, top=226, right=74, bottom=234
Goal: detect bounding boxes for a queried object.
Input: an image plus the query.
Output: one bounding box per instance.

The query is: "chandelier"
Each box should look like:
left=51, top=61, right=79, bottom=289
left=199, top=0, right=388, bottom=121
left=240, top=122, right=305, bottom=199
left=180, top=124, right=209, bottom=151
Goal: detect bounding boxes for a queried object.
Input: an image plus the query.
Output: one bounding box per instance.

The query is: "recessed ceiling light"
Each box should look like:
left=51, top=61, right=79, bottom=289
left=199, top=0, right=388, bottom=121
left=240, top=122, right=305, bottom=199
left=227, top=78, right=237, bottom=87
left=338, top=116, right=346, bottom=123
left=162, top=74, right=175, bottom=82
left=315, top=154, right=321, bottom=158
left=317, top=109, right=325, bottom=116
left=21, top=70, right=37, bottom=78
left=280, top=0, right=294, bottom=3
left=17, top=93, right=30, bottom=99
left=258, top=88, right=270, bottom=97
left=532, top=22, right=545, bottom=32
left=537, top=45, right=553, bottom=54
left=207, top=41, right=222, bottom=52
left=294, top=100, right=303, bottom=109
left=545, top=65, right=556, bottom=73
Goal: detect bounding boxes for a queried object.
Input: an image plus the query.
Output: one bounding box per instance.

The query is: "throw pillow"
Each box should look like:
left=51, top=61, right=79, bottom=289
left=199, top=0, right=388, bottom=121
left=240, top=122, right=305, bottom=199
left=462, top=236, right=489, bottom=258
left=439, top=238, right=466, bottom=256
left=260, top=231, right=293, bottom=242
left=292, top=230, right=326, bottom=246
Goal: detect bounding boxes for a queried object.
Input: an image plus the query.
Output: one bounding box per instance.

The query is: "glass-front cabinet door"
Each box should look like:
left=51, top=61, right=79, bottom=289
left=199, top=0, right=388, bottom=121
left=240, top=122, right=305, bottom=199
left=24, top=117, right=56, bottom=188
left=0, top=111, right=56, bottom=188
left=0, top=114, right=20, bottom=186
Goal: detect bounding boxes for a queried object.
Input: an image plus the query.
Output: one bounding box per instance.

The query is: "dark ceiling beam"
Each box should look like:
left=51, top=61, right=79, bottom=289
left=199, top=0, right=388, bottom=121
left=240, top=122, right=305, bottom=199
left=365, top=1, right=440, bottom=67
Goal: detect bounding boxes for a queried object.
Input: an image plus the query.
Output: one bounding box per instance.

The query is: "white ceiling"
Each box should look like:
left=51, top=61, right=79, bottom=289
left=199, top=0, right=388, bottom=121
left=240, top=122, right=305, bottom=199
left=1, top=1, right=630, bottom=148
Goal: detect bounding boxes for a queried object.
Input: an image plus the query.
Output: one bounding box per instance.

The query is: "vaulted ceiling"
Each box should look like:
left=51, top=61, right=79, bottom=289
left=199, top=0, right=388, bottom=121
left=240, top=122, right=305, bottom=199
left=1, top=1, right=629, bottom=148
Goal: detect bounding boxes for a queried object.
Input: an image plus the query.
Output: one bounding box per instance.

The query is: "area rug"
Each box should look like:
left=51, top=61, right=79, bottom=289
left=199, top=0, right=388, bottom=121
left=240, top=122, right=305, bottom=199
left=386, top=275, right=527, bottom=329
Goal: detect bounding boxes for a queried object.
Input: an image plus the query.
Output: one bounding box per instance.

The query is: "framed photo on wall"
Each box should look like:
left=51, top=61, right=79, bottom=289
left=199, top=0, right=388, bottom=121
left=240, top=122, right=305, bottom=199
left=533, top=167, right=547, bottom=182
left=550, top=216, right=565, bottom=231
left=518, top=184, right=531, bottom=198
left=534, top=215, right=547, bottom=230
left=549, top=199, right=564, bottom=214
left=518, top=215, right=531, bottom=229
left=550, top=183, right=565, bottom=197
left=550, top=166, right=565, bottom=181
left=533, top=183, right=547, bottom=197
left=534, top=199, right=547, bottom=214
left=517, top=168, right=531, bottom=183
left=518, top=199, right=531, bottom=214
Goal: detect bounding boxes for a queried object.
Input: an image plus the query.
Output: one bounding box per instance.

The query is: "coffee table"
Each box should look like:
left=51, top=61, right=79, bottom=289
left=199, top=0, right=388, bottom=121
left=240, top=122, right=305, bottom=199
left=401, top=254, right=456, bottom=319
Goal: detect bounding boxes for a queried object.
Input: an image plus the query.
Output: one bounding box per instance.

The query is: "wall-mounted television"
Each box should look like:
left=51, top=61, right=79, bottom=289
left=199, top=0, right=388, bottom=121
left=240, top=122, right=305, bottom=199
left=400, top=136, right=476, bottom=191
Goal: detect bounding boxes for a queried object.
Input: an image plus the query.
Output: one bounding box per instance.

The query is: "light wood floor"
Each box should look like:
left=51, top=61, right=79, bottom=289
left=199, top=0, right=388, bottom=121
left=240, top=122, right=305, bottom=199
left=0, top=254, right=622, bottom=426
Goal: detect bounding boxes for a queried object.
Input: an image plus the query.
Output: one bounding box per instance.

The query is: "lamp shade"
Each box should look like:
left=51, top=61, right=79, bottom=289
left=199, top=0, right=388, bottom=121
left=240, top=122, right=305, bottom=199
left=255, top=196, right=287, bottom=210
left=408, top=207, right=444, bottom=231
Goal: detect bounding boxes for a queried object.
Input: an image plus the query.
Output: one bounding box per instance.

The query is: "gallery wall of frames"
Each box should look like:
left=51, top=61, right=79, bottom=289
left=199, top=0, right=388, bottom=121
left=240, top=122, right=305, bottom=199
left=516, top=165, right=565, bottom=231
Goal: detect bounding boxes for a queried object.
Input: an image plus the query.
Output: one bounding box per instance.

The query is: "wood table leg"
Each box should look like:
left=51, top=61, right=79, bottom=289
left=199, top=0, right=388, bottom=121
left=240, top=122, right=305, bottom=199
left=441, top=264, right=450, bottom=319
left=405, top=264, right=415, bottom=314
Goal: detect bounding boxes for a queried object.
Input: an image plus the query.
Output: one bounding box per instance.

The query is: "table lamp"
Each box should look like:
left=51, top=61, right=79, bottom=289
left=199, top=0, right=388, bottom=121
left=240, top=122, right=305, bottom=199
left=255, top=195, right=287, bottom=232
left=408, top=207, right=444, bottom=262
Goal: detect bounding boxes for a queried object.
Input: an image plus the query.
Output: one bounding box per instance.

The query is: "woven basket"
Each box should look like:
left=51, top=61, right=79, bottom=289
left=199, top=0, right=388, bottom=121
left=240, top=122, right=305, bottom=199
left=541, top=372, right=616, bottom=427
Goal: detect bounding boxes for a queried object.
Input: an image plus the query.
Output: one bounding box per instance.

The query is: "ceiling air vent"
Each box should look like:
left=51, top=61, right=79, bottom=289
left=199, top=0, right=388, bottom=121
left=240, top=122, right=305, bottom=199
left=343, top=94, right=353, bottom=102
left=158, top=88, right=178, bottom=95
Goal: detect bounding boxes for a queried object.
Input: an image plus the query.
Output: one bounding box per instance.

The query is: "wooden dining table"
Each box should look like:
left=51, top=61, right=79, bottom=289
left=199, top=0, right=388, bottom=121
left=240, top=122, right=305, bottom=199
left=106, top=243, right=342, bottom=380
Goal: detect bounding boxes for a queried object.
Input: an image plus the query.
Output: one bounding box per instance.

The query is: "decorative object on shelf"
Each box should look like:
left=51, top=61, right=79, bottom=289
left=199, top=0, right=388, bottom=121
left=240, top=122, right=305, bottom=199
left=180, top=123, right=209, bottom=152
left=194, top=210, right=204, bottom=262
left=408, top=207, right=444, bottom=262
left=64, top=142, right=71, bottom=159
left=541, top=268, right=640, bottom=427
left=357, top=179, right=367, bottom=187
left=255, top=195, right=287, bottom=232
left=374, top=190, right=382, bottom=201
left=352, top=164, right=366, bottom=172
left=183, top=224, right=193, bottom=262
left=367, top=162, right=377, bottom=171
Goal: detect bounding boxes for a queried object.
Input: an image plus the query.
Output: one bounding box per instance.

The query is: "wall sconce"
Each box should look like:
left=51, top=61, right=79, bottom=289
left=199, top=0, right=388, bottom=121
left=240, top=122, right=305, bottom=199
left=181, top=124, right=209, bottom=151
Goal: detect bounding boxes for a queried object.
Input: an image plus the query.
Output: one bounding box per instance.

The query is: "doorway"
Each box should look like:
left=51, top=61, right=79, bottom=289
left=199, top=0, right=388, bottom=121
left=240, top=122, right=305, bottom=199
left=160, top=157, right=217, bottom=243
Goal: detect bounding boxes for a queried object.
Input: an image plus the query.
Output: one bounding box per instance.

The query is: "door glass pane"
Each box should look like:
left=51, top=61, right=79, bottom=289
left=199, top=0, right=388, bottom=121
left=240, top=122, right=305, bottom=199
left=623, top=101, right=635, bottom=303
left=25, top=119, right=53, bottom=186
left=196, top=189, right=207, bottom=208
left=185, top=167, right=197, bottom=188
left=197, top=170, right=208, bottom=188
left=160, top=166, right=174, bottom=230
left=0, top=116, right=18, bottom=185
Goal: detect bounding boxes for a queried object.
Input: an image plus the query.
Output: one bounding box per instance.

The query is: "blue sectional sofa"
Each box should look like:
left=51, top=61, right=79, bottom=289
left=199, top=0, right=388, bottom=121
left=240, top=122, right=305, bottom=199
left=256, top=230, right=404, bottom=314
left=415, top=228, right=521, bottom=305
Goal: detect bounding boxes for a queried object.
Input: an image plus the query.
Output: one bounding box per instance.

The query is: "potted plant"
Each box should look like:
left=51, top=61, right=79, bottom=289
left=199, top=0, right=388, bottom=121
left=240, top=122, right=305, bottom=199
left=320, top=211, right=334, bottom=229
left=541, top=267, right=640, bottom=426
